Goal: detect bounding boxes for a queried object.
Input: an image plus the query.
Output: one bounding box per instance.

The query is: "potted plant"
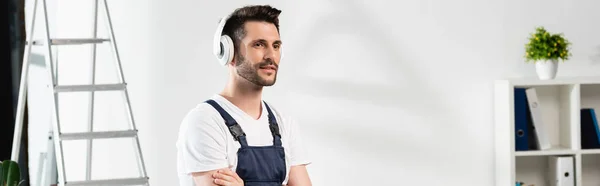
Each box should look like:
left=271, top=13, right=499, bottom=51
left=1, top=160, right=23, bottom=186
left=524, top=26, right=572, bottom=80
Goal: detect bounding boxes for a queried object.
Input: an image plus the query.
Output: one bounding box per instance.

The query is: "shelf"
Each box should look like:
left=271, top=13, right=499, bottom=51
left=512, top=84, right=579, bottom=151
left=495, top=76, right=600, bottom=186
left=582, top=154, right=600, bottom=186
left=515, top=155, right=556, bottom=186
left=580, top=85, right=600, bottom=111
left=516, top=147, right=576, bottom=156
left=516, top=149, right=600, bottom=156
left=515, top=155, right=577, bottom=186
left=503, top=76, right=600, bottom=86
left=580, top=84, right=600, bottom=151
left=515, top=156, right=549, bottom=186
left=580, top=149, right=600, bottom=154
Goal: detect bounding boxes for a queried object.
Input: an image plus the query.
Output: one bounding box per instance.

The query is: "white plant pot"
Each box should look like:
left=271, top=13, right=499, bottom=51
left=535, top=59, right=559, bottom=80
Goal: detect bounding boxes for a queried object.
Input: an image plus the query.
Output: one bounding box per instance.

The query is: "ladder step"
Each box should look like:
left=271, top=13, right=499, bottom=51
left=60, top=130, right=138, bottom=140
left=64, top=177, right=149, bottom=186
left=54, top=83, right=126, bottom=92
left=28, top=38, right=110, bottom=45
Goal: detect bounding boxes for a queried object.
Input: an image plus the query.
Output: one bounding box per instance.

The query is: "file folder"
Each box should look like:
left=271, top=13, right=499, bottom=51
left=514, top=88, right=530, bottom=151
left=514, top=88, right=539, bottom=151
left=581, top=108, right=600, bottom=149
left=548, top=156, right=574, bottom=186
left=526, top=88, right=552, bottom=150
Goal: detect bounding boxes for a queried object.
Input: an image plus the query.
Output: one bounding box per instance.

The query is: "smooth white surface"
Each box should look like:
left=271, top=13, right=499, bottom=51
left=536, top=60, right=559, bottom=80
left=494, top=81, right=513, bottom=186
left=22, top=0, right=600, bottom=185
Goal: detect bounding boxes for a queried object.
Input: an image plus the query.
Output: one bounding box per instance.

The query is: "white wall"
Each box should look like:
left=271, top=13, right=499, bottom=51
left=24, top=0, right=600, bottom=185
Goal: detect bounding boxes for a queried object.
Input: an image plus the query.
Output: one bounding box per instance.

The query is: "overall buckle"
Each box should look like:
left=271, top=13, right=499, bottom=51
left=228, top=124, right=246, bottom=141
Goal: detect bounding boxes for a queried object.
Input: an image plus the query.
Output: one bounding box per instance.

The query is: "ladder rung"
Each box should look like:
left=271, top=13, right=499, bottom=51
left=54, top=83, right=126, bottom=92
left=65, top=177, right=149, bottom=186
left=28, top=38, right=110, bottom=45
left=60, top=130, right=138, bottom=140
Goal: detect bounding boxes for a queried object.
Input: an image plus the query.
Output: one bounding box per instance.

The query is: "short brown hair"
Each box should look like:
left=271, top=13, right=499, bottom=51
left=222, top=5, right=282, bottom=55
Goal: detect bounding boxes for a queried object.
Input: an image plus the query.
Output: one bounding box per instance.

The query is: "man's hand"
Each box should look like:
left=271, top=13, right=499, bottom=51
left=212, top=169, right=244, bottom=186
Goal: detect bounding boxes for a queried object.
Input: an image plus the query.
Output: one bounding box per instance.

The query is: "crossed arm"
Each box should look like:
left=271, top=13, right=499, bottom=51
left=192, top=165, right=311, bottom=186
left=287, top=165, right=312, bottom=186
left=181, top=108, right=311, bottom=186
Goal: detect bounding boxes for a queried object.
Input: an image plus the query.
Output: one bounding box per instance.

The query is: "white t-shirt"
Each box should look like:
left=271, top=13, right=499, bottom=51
left=176, top=94, right=311, bottom=186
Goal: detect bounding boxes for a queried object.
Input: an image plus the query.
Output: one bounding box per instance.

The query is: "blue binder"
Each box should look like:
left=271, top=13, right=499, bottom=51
left=514, top=88, right=530, bottom=151
left=581, top=108, right=600, bottom=149
left=514, top=88, right=539, bottom=151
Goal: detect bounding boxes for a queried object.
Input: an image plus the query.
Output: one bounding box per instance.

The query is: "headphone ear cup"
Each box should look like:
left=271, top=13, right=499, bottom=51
left=219, top=35, right=234, bottom=66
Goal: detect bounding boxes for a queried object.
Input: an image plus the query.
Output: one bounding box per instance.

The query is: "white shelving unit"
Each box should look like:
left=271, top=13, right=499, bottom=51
left=495, top=76, right=600, bottom=186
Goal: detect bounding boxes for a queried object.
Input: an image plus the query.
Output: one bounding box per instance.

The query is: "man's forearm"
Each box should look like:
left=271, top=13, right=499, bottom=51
left=287, top=165, right=312, bottom=186
left=192, top=169, right=222, bottom=186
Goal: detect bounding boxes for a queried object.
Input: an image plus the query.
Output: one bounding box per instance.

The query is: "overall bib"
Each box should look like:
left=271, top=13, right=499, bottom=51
left=205, top=99, right=287, bottom=186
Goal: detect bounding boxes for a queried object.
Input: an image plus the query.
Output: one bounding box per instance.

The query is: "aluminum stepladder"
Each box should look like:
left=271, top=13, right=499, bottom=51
left=10, top=0, right=150, bottom=185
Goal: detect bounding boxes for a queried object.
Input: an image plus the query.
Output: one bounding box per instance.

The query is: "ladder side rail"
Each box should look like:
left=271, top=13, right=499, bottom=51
left=86, top=0, right=100, bottom=181
left=101, top=0, right=148, bottom=179
left=11, top=0, right=40, bottom=162
left=40, top=0, right=67, bottom=184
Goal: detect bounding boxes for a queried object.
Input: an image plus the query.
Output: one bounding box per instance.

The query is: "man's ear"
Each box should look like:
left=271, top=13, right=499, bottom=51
left=230, top=52, right=240, bottom=66
left=230, top=57, right=236, bottom=66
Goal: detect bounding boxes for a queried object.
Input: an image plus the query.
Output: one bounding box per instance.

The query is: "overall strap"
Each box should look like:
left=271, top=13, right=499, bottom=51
left=264, top=101, right=283, bottom=147
left=205, top=99, right=249, bottom=147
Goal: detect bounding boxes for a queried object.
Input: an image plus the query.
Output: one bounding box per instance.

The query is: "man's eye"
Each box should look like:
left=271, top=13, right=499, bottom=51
left=254, top=43, right=264, bottom=47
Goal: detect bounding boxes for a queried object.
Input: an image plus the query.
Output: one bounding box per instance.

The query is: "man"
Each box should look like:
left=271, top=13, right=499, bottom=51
left=176, top=5, right=312, bottom=186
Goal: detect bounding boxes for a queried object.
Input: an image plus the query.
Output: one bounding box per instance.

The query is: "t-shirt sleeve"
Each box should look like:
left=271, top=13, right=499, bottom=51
left=284, top=116, right=312, bottom=166
left=178, top=107, right=229, bottom=174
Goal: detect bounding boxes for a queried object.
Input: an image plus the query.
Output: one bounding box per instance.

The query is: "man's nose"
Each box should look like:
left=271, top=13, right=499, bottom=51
left=264, top=48, right=278, bottom=61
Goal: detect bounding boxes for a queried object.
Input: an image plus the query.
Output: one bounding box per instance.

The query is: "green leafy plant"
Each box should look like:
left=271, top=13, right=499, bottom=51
left=524, top=26, right=572, bottom=62
left=1, top=160, right=22, bottom=186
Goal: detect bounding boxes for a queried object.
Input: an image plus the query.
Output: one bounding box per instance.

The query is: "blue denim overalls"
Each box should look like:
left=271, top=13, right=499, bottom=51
left=205, top=99, right=286, bottom=186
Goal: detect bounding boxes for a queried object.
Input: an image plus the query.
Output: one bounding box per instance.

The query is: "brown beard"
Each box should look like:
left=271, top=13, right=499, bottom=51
left=235, top=53, right=278, bottom=86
